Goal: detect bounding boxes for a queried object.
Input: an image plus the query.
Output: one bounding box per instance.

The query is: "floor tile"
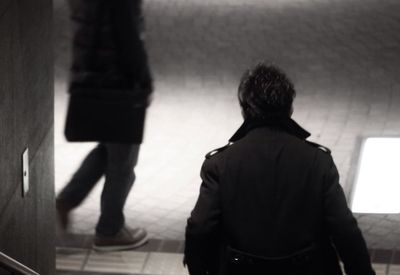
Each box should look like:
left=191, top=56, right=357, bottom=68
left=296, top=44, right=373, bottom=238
left=56, top=248, right=90, bottom=271
left=57, top=272, right=134, bottom=275
left=157, top=240, right=183, bottom=253
left=389, top=265, right=400, bottom=275
left=372, top=263, right=389, bottom=275
left=57, top=232, right=94, bottom=249
left=142, top=253, right=188, bottom=275
left=83, top=251, right=148, bottom=274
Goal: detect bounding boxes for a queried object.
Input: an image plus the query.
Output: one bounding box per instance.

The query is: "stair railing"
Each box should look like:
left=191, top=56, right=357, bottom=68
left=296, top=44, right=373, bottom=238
left=0, top=251, right=39, bottom=275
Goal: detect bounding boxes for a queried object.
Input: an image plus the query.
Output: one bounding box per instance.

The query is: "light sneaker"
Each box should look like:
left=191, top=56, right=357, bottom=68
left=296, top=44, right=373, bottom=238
left=93, top=227, right=148, bottom=252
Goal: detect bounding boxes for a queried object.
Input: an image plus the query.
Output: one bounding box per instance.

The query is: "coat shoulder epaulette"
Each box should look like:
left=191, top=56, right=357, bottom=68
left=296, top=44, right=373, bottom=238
left=305, top=140, right=331, bottom=154
left=205, top=143, right=233, bottom=159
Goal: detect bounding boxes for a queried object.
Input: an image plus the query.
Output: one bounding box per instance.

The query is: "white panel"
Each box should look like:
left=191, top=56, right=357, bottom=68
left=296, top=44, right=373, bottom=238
left=351, top=138, right=400, bottom=213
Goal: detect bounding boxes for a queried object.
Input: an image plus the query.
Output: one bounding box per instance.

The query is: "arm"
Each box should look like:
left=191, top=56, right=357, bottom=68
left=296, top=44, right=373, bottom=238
left=110, top=0, right=153, bottom=96
left=185, top=159, right=221, bottom=275
left=323, top=157, right=375, bottom=275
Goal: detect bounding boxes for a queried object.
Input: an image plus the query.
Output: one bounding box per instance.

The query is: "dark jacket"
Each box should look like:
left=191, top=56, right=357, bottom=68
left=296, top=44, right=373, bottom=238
left=185, top=118, right=375, bottom=275
left=65, top=0, right=153, bottom=143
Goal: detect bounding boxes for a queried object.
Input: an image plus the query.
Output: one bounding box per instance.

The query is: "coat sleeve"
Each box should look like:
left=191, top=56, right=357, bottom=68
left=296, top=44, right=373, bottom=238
left=323, top=156, right=375, bottom=275
left=110, top=0, right=153, bottom=96
left=185, top=159, right=222, bottom=275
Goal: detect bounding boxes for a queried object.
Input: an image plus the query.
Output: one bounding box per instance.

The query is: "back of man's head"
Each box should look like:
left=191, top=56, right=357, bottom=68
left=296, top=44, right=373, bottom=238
left=238, top=63, right=296, bottom=119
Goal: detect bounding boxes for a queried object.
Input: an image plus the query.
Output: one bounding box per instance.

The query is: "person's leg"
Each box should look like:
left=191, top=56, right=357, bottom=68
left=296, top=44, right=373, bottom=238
left=57, top=143, right=107, bottom=207
left=95, top=143, right=140, bottom=236
left=56, top=143, right=107, bottom=228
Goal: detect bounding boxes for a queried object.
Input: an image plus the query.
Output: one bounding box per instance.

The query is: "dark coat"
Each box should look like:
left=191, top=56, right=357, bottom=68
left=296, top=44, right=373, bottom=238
left=65, top=0, right=153, bottom=143
left=185, top=118, right=375, bottom=275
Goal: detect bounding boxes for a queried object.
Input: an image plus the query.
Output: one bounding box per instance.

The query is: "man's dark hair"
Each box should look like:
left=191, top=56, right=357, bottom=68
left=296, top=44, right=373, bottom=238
left=238, top=63, right=296, bottom=119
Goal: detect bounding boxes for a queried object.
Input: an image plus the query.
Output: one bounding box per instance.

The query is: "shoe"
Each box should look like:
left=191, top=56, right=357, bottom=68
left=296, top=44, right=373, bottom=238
left=56, top=198, right=72, bottom=230
left=93, top=227, right=148, bottom=252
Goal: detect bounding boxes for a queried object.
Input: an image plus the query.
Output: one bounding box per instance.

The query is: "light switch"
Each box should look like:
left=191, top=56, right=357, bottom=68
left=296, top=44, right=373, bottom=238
left=22, top=148, right=29, bottom=197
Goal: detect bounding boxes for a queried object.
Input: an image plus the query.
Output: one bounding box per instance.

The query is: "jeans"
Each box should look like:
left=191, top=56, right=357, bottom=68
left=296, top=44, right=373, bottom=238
left=57, top=143, right=140, bottom=236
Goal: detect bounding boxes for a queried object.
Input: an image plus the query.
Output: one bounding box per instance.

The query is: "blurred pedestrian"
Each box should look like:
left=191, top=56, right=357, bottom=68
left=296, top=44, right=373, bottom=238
left=56, top=0, right=153, bottom=252
left=184, top=63, right=375, bottom=275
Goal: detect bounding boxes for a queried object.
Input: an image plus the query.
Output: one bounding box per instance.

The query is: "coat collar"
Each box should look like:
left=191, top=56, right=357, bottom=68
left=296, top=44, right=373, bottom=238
left=229, top=116, right=310, bottom=142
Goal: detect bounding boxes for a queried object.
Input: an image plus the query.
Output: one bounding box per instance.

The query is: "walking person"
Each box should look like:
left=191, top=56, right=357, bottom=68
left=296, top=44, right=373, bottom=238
left=56, top=0, right=153, bottom=252
left=184, top=63, right=375, bottom=275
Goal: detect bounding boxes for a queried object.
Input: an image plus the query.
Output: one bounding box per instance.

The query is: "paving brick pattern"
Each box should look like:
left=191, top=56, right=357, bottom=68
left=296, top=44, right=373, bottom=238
left=54, top=0, right=400, bottom=249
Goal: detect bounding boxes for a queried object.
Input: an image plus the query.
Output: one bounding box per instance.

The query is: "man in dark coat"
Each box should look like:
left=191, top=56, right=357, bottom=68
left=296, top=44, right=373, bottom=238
left=184, top=63, right=375, bottom=275
left=56, top=0, right=152, bottom=252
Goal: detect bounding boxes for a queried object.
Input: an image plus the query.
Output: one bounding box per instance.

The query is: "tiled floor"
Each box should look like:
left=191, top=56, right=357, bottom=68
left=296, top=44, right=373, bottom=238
left=54, top=0, right=400, bottom=251
left=57, top=250, right=188, bottom=275
left=56, top=239, right=188, bottom=275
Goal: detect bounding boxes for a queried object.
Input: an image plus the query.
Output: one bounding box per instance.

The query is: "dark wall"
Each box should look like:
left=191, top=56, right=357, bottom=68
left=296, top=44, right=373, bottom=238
left=0, top=0, right=54, bottom=274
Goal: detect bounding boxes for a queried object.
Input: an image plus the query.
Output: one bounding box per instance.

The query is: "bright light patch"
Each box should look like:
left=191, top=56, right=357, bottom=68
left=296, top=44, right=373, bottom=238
left=351, top=137, right=400, bottom=214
